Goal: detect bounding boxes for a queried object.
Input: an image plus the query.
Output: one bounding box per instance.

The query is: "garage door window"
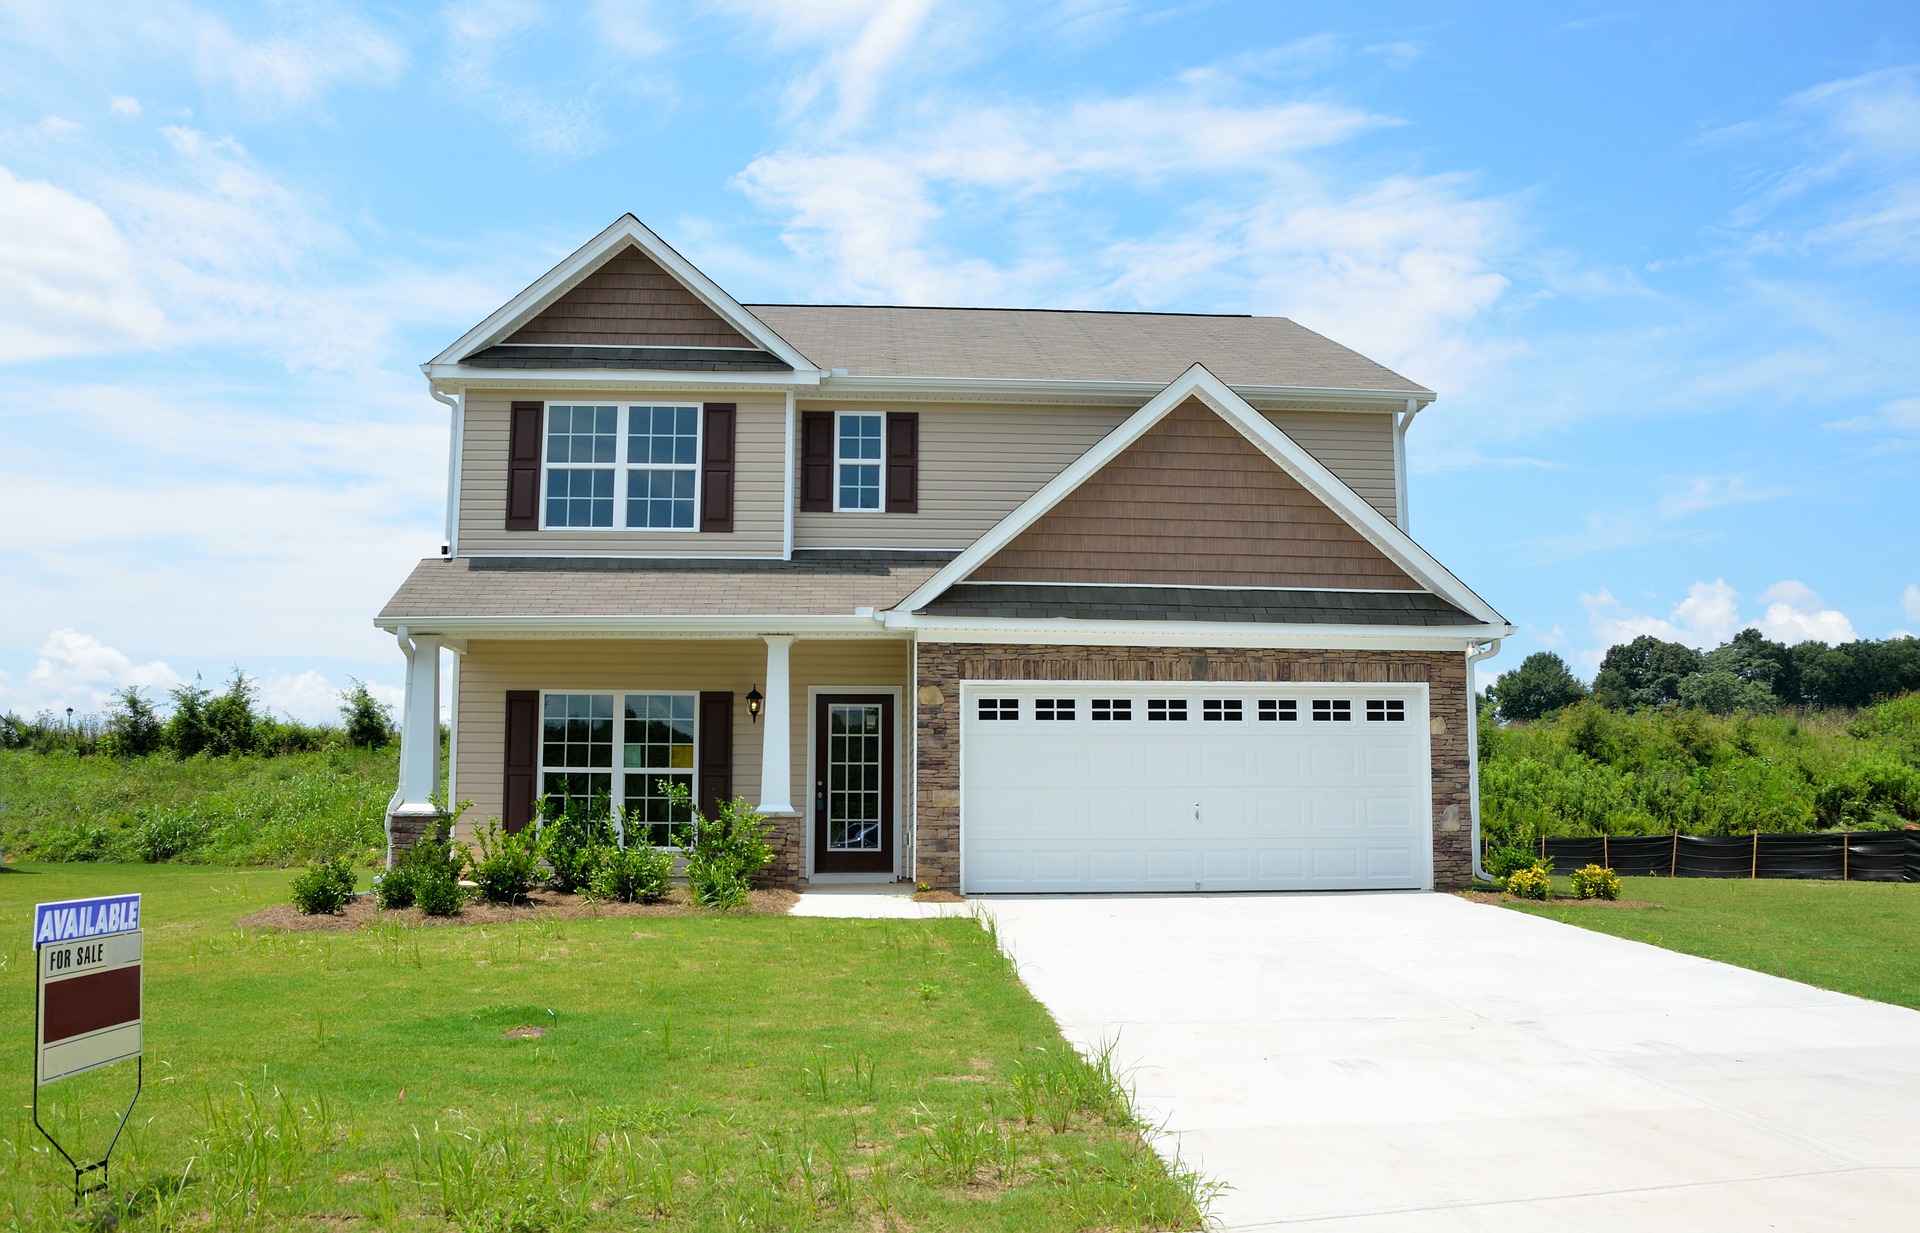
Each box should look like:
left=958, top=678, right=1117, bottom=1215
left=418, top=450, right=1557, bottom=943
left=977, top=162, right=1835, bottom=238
left=1367, top=699, right=1406, bottom=722
left=978, top=698, right=1018, bottom=720
left=1312, top=699, right=1353, bottom=722
left=1202, top=699, right=1244, bottom=721
left=1035, top=698, right=1076, bottom=721
left=1258, top=699, right=1298, bottom=721
left=1147, top=699, right=1188, bottom=721
left=1091, top=698, right=1132, bottom=721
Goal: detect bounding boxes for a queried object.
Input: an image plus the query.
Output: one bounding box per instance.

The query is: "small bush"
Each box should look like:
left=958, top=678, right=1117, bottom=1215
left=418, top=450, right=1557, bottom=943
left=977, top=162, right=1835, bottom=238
left=372, top=865, right=415, bottom=909
left=539, top=789, right=614, bottom=893
left=1504, top=865, right=1551, bottom=900
left=290, top=857, right=357, bottom=914
left=470, top=819, right=543, bottom=905
left=413, top=868, right=466, bottom=916
left=586, top=842, right=674, bottom=904
left=1570, top=863, right=1622, bottom=900
left=663, top=781, right=773, bottom=911
left=339, top=678, right=395, bottom=749
left=1485, top=845, right=1543, bottom=881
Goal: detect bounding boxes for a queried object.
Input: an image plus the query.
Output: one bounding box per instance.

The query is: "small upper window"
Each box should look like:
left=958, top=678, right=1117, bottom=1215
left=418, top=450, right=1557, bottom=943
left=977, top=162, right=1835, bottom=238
left=1035, top=698, right=1076, bottom=721
left=978, top=698, right=1018, bottom=721
left=1091, top=698, right=1132, bottom=721
left=1366, top=699, right=1406, bottom=723
left=837, top=413, right=883, bottom=511
left=1202, top=699, right=1244, bottom=722
left=626, top=405, right=699, bottom=530
left=546, top=405, right=617, bottom=528
left=1312, top=699, right=1353, bottom=722
left=1147, top=699, right=1188, bottom=722
left=1258, top=699, right=1298, bottom=722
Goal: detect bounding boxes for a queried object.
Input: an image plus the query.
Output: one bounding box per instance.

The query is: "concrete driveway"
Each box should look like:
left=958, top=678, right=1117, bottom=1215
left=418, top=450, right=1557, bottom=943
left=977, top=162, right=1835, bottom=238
left=981, top=892, right=1920, bottom=1231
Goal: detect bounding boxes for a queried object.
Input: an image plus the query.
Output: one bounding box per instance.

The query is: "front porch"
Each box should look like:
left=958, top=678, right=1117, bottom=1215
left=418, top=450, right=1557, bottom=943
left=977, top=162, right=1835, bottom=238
left=386, top=633, right=916, bottom=888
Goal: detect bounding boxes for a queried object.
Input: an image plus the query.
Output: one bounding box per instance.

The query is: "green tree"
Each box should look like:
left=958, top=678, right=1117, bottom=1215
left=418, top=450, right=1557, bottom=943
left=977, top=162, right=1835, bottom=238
left=1678, top=668, right=1775, bottom=715
left=1488, top=652, right=1589, bottom=721
left=200, top=671, right=261, bottom=757
left=1593, top=635, right=1702, bottom=711
left=339, top=679, right=395, bottom=749
left=1702, top=628, right=1794, bottom=701
left=165, top=677, right=213, bottom=757
left=105, top=686, right=165, bottom=757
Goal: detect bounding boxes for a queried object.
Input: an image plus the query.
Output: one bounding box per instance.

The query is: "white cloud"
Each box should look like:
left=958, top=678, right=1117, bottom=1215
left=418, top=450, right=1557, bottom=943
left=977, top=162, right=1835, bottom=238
left=108, top=94, right=141, bottom=116
left=1756, top=580, right=1857, bottom=644
left=192, top=7, right=407, bottom=112
left=0, top=164, right=165, bottom=362
left=1903, top=584, right=1920, bottom=624
left=0, top=629, right=182, bottom=718
left=716, top=0, right=944, bottom=134
left=1657, top=473, right=1790, bottom=519
left=590, top=0, right=672, bottom=58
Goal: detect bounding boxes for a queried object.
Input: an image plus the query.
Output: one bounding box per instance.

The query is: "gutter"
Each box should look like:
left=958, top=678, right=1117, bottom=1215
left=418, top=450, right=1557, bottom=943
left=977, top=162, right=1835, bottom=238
left=1466, top=638, right=1504, bottom=884
left=429, top=385, right=464, bottom=556
left=1393, top=398, right=1421, bottom=533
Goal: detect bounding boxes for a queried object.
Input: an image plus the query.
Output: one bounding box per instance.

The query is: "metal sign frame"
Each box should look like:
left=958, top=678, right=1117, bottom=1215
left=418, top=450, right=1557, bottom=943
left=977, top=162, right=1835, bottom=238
left=30, top=895, right=144, bottom=1203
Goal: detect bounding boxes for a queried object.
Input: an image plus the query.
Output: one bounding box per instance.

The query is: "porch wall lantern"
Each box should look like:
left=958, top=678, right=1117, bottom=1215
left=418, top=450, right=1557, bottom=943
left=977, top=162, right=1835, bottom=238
left=746, top=685, right=763, bottom=723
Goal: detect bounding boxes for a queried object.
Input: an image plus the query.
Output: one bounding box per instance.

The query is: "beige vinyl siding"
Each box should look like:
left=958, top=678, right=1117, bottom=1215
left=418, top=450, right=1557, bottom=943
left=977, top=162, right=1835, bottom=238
left=458, top=389, right=786, bottom=556
left=793, top=402, right=1130, bottom=550
left=794, top=402, right=1401, bottom=548
left=1263, top=411, right=1397, bottom=520
left=453, top=638, right=911, bottom=842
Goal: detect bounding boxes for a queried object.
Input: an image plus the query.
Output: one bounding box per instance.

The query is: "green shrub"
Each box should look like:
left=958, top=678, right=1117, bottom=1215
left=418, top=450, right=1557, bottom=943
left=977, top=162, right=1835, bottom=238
left=1485, top=845, right=1543, bottom=880
left=134, top=807, right=208, bottom=862
left=663, top=781, right=773, bottom=911
left=339, top=679, right=395, bottom=749
left=1570, top=864, right=1622, bottom=900
left=539, top=790, right=614, bottom=893
left=586, top=842, right=674, bottom=904
left=372, top=865, right=415, bottom=909
left=412, top=868, right=467, bottom=916
left=470, top=820, right=544, bottom=905
left=290, top=857, right=357, bottom=914
left=1504, top=865, right=1551, bottom=900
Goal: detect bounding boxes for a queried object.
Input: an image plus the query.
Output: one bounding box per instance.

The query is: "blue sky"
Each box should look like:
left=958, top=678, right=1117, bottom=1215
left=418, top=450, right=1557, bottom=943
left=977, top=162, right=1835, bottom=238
left=2, top=0, right=1916, bottom=721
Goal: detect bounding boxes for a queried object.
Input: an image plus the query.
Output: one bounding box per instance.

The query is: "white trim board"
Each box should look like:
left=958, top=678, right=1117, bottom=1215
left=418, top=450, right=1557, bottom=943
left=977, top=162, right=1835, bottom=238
left=893, top=362, right=1511, bottom=632
left=427, top=216, right=820, bottom=376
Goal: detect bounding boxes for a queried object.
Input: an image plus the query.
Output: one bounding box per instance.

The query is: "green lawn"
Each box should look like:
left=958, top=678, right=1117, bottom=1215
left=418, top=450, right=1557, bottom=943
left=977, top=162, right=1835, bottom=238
left=0, top=865, right=1208, bottom=1231
left=1502, top=876, right=1920, bottom=1010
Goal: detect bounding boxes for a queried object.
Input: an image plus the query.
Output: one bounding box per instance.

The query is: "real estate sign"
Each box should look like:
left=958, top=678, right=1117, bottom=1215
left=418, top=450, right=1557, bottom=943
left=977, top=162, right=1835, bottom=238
left=34, top=895, right=143, bottom=1085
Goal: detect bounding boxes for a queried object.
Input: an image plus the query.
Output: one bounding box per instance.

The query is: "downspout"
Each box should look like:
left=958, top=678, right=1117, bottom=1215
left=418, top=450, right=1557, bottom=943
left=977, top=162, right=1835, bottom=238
left=1466, top=638, right=1502, bottom=884
left=1393, top=398, right=1421, bottom=533
left=429, top=386, right=464, bottom=557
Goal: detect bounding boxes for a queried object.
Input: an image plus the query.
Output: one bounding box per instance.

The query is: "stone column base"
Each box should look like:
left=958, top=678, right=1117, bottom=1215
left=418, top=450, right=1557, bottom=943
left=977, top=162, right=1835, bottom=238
left=386, top=803, right=440, bottom=866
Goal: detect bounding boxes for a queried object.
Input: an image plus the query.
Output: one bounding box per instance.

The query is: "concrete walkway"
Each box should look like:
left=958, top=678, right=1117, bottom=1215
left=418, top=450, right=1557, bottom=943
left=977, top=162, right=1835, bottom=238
left=974, top=892, right=1920, bottom=1231
left=791, top=886, right=972, bottom=919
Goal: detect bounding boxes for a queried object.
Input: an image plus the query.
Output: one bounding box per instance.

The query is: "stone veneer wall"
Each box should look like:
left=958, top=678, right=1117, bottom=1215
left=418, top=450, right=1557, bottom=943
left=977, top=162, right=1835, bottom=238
left=912, top=643, right=1473, bottom=892
left=762, top=813, right=805, bottom=888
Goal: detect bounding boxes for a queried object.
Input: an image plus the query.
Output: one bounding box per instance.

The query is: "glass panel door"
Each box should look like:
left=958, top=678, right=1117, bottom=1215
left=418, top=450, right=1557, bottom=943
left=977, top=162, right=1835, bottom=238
left=813, top=693, right=894, bottom=874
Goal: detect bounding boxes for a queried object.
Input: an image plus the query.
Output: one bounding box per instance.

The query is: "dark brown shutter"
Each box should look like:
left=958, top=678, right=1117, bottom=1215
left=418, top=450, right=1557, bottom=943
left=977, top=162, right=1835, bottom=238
left=800, top=411, right=834, bottom=511
left=506, top=401, right=543, bottom=531
left=700, top=403, right=736, bottom=532
left=885, top=412, right=919, bottom=513
left=697, top=692, right=734, bottom=822
left=503, top=690, right=539, bottom=833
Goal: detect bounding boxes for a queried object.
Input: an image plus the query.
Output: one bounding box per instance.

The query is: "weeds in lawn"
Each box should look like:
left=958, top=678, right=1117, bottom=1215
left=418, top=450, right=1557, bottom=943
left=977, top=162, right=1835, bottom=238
left=917, top=1105, right=997, bottom=1186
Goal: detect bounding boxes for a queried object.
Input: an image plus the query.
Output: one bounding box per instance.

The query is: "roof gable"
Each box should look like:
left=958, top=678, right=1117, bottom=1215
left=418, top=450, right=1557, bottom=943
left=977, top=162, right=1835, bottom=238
left=894, top=363, right=1509, bottom=630
left=429, top=215, right=817, bottom=373
left=971, top=396, right=1422, bottom=590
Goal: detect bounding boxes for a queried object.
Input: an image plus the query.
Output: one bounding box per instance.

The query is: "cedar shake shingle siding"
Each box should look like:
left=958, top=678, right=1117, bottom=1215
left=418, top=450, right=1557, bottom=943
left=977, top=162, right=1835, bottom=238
left=970, top=398, right=1424, bottom=590
left=504, top=247, right=755, bottom=349
left=924, top=584, right=1476, bottom=625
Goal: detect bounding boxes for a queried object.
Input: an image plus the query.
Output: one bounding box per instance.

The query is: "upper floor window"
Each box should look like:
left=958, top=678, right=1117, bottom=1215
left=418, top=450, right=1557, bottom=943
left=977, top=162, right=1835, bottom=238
left=544, top=403, right=699, bottom=531
left=836, top=412, right=883, bottom=511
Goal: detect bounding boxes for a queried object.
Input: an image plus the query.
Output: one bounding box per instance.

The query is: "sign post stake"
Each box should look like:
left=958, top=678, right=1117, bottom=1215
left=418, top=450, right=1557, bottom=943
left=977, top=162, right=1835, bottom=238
left=30, top=894, right=145, bottom=1204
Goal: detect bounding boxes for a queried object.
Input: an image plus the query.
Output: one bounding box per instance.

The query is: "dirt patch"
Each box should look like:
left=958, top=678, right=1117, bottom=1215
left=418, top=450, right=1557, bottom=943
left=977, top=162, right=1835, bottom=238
left=1459, top=890, right=1662, bottom=910
left=911, top=888, right=966, bottom=903
left=502, top=1026, right=547, bottom=1040
left=238, top=886, right=799, bottom=932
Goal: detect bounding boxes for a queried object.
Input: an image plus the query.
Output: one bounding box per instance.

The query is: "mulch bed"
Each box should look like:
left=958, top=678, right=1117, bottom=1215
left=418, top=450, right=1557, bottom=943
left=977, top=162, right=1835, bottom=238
left=1460, top=890, right=1662, bottom=910
left=911, top=888, right=967, bottom=903
left=239, top=886, right=798, bottom=932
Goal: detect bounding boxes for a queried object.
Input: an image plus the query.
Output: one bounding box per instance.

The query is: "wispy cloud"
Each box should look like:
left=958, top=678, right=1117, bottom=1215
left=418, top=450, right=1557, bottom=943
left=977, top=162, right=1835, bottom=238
left=1656, top=473, right=1792, bottom=519
left=0, top=164, right=165, bottom=362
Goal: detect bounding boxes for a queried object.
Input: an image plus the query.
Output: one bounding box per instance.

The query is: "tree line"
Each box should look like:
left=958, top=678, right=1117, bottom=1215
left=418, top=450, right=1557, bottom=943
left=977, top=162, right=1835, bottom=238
left=1487, top=632, right=1920, bottom=722
left=0, top=672, right=397, bottom=758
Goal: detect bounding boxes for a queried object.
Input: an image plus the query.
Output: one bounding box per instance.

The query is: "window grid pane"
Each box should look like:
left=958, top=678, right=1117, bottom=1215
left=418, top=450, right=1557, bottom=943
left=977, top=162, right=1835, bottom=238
left=836, top=414, right=883, bottom=510
left=1035, top=698, right=1075, bottom=721
left=826, top=704, right=883, bottom=851
left=1367, top=699, right=1406, bottom=723
left=621, top=693, right=696, bottom=846
left=1202, top=699, right=1244, bottom=721
left=545, top=405, right=618, bottom=529
left=1312, top=699, right=1353, bottom=722
left=1147, top=699, right=1188, bottom=722
left=540, top=693, right=614, bottom=813
left=623, top=404, right=699, bottom=530
left=1091, top=698, right=1132, bottom=721
left=1259, top=699, right=1299, bottom=721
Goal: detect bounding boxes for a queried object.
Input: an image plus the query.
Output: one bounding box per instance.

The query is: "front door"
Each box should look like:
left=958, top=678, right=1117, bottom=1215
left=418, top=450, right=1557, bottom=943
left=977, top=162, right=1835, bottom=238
left=812, top=694, right=895, bottom=874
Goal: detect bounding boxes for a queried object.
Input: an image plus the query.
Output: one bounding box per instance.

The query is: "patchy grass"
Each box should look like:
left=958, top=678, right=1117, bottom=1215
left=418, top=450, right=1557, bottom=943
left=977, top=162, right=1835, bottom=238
left=0, top=864, right=1214, bottom=1230
left=1500, top=875, right=1920, bottom=1010
left=0, top=748, right=394, bottom=866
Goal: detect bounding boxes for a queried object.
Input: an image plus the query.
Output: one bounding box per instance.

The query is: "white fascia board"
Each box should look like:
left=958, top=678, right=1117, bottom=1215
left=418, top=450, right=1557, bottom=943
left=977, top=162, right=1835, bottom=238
left=894, top=361, right=1507, bottom=629
left=427, top=215, right=821, bottom=374
left=883, top=612, right=1508, bottom=650
left=818, top=372, right=1432, bottom=410
left=373, top=613, right=895, bottom=638
left=424, top=363, right=821, bottom=390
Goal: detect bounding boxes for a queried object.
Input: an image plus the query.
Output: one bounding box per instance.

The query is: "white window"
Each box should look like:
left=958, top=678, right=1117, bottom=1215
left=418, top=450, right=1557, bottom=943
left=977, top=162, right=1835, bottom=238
left=540, top=691, right=695, bottom=847
left=835, top=412, right=883, bottom=511
left=1035, top=698, right=1076, bottom=721
left=1367, top=699, right=1406, bottom=723
left=543, top=404, right=700, bottom=531
left=1312, top=699, right=1353, bottom=722
left=1258, top=699, right=1298, bottom=722
left=1202, top=699, right=1244, bottom=721
left=1091, top=698, right=1132, bottom=721
left=1147, top=698, right=1188, bottom=722
left=977, top=698, right=1019, bottom=721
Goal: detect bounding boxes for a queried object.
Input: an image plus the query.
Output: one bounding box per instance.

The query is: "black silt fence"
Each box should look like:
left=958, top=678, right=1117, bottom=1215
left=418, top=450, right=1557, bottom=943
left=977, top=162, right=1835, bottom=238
left=1534, top=830, right=1920, bottom=882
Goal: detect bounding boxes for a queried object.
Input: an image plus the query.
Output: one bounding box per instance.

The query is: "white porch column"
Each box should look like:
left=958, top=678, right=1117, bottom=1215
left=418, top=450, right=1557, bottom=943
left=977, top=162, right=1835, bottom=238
left=385, top=627, right=443, bottom=860
left=757, top=634, right=795, bottom=814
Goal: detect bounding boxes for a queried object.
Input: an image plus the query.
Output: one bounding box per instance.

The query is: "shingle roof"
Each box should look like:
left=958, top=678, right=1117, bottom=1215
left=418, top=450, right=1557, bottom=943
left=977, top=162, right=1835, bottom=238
left=380, top=552, right=954, bottom=621
left=462, top=344, right=789, bottom=371
left=743, top=305, right=1430, bottom=394
left=921, top=583, right=1477, bottom=626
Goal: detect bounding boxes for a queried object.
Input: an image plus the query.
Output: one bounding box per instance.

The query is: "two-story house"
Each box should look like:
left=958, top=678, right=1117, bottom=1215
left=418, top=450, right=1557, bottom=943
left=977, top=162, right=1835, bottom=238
left=376, top=215, right=1511, bottom=894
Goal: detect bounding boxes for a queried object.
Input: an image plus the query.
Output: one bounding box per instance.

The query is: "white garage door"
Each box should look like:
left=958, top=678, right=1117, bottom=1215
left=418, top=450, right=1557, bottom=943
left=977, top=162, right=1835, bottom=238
left=960, top=682, right=1432, bottom=894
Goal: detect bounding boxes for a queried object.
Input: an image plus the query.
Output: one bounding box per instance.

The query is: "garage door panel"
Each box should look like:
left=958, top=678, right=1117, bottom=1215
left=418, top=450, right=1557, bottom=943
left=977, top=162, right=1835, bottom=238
left=961, top=684, right=1430, bottom=894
